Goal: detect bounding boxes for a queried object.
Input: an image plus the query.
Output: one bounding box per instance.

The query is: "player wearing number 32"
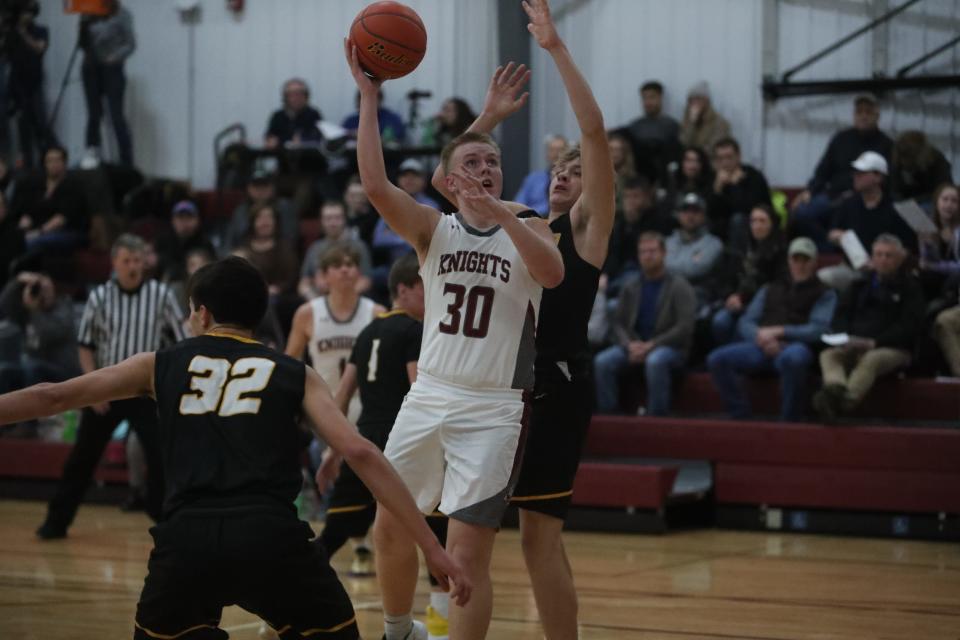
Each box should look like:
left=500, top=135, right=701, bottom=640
left=345, top=28, right=564, bottom=640
left=0, top=257, right=469, bottom=639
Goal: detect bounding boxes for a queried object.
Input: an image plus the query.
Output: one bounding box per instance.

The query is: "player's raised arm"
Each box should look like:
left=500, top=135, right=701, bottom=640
left=344, top=39, right=440, bottom=256
left=301, top=365, right=471, bottom=604
left=525, top=0, right=615, bottom=257
left=431, top=62, right=531, bottom=205
left=0, top=353, right=155, bottom=425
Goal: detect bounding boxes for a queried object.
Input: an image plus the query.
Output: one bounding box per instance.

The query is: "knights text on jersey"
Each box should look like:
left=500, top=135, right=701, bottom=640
left=418, top=213, right=542, bottom=390
left=306, top=296, right=377, bottom=389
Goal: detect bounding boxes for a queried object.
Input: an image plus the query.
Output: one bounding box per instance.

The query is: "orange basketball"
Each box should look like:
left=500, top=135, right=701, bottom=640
left=349, top=1, right=427, bottom=80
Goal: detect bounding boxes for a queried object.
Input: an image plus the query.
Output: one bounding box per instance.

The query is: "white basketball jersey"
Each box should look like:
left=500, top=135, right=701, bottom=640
left=307, top=296, right=377, bottom=420
left=418, top=213, right=543, bottom=390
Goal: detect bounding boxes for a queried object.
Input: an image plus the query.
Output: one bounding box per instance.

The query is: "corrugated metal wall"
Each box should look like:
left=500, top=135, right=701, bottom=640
left=41, top=0, right=957, bottom=190
left=529, top=0, right=958, bottom=188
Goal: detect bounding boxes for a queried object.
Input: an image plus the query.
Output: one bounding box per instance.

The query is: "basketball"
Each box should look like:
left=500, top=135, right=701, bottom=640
left=349, top=1, right=427, bottom=80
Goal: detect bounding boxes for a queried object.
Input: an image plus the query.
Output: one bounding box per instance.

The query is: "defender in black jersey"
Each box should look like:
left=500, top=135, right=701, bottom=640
left=317, top=254, right=427, bottom=556
left=431, top=2, right=615, bottom=636
left=0, top=257, right=469, bottom=639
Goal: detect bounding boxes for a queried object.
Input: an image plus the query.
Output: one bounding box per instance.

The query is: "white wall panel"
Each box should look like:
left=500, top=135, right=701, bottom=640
left=41, top=0, right=497, bottom=189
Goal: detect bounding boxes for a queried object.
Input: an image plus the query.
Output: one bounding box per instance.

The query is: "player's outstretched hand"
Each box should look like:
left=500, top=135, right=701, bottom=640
left=523, top=0, right=561, bottom=51
left=482, top=62, right=531, bottom=123
left=448, top=170, right=512, bottom=224
left=424, top=546, right=472, bottom=606
left=343, top=37, right=383, bottom=95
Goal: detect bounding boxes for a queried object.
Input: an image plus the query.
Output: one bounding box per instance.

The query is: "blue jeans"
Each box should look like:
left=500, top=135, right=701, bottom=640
left=593, top=344, right=684, bottom=416
left=711, top=308, right=740, bottom=346
left=707, top=341, right=814, bottom=421
left=791, top=193, right=834, bottom=250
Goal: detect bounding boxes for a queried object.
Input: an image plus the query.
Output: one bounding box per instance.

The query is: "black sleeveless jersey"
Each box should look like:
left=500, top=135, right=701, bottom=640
left=350, top=310, right=423, bottom=429
left=154, top=334, right=306, bottom=516
left=536, top=213, right=601, bottom=366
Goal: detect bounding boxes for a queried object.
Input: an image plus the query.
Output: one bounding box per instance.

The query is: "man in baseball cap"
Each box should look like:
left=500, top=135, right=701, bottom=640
left=707, top=236, right=838, bottom=421
left=820, top=150, right=915, bottom=290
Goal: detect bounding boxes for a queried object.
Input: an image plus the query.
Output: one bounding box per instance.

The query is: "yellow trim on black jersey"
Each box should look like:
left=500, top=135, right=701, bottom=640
left=205, top=331, right=261, bottom=344
left=510, top=490, right=574, bottom=502
left=302, top=616, right=358, bottom=635
left=376, top=309, right=413, bottom=320
left=326, top=504, right=372, bottom=515
left=134, top=622, right=219, bottom=639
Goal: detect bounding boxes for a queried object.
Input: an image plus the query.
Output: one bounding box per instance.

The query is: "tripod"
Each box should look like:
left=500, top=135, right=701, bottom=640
left=47, top=33, right=81, bottom=131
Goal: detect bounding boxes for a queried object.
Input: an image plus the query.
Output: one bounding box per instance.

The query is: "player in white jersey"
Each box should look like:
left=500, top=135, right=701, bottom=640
left=286, top=244, right=383, bottom=421
left=345, top=37, right=564, bottom=640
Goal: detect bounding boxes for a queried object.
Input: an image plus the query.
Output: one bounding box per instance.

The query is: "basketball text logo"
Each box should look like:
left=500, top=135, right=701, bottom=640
left=366, top=41, right=411, bottom=67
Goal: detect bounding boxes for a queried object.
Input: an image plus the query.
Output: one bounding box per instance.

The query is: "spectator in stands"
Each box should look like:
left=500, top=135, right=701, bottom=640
left=154, top=200, right=215, bottom=282
left=665, top=192, right=724, bottom=313
left=79, top=0, right=136, bottom=168
left=342, top=88, right=406, bottom=146
left=712, top=204, right=788, bottom=344
left=890, top=130, right=953, bottom=204
left=264, top=78, right=323, bottom=150
left=221, top=169, right=297, bottom=254
left=625, top=80, right=681, bottom=182
left=605, top=176, right=674, bottom=283
left=820, top=151, right=916, bottom=290
left=233, top=203, right=299, bottom=297
left=36, top=234, right=184, bottom=539
left=594, top=232, right=696, bottom=416
left=9, top=1, right=55, bottom=168
left=708, top=137, right=772, bottom=246
left=813, top=234, right=924, bottom=421
left=514, top=134, right=568, bottom=216
left=934, top=302, right=960, bottom=378
left=420, top=96, right=475, bottom=149
left=791, top=95, right=893, bottom=248
left=169, top=245, right=214, bottom=315
left=679, top=81, right=731, bottom=153
left=343, top=175, right=379, bottom=245
left=918, top=183, right=960, bottom=303
left=707, top=238, right=837, bottom=421
left=609, top=131, right=638, bottom=207
left=0, top=271, right=79, bottom=396
left=0, top=192, right=24, bottom=289
left=299, top=200, right=373, bottom=299
left=14, top=146, right=87, bottom=255
left=669, top=146, right=713, bottom=205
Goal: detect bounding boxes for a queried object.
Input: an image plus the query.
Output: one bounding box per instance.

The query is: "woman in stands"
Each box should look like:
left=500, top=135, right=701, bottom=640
left=669, top=145, right=714, bottom=205
left=919, top=183, right=960, bottom=312
left=421, top=97, right=476, bottom=149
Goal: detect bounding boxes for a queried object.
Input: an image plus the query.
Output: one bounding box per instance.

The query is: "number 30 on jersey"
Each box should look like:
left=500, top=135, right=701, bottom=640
left=179, top=356, right=276, bottom=417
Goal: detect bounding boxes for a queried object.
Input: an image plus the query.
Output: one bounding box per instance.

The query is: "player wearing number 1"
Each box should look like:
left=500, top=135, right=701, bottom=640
left=345, top=29, right=564, bottom=640
left=0, top=257, right=470, bottom=639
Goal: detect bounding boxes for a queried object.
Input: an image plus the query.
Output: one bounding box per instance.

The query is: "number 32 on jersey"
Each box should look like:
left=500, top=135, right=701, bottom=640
left=179, top=356, right=276, bottom=417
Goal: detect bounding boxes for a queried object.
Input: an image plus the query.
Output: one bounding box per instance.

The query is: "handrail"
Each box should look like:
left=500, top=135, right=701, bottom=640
left=781, top=0, right=922, bottom=82
left=896, top=34, right=960, bottom=77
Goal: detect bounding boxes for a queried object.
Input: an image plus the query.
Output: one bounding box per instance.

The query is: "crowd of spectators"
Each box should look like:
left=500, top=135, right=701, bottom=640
left=1, top=50, right=958, bottom=437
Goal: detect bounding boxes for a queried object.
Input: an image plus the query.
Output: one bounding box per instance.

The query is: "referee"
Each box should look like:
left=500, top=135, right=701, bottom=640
left=36, top=234, right=187, bottom=539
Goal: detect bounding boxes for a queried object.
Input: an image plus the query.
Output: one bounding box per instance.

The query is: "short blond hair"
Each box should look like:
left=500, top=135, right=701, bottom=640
left=440, top=131, right=500, bottom=174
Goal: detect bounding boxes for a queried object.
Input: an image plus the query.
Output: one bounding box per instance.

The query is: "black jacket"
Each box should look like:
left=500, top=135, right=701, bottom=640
left=830, top=269, right=924, bottom=350
left=808, top=127, right=893, bottom=197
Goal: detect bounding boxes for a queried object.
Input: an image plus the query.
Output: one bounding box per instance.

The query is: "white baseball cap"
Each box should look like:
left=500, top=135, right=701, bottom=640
left=851, top=151, right=888, bottom=175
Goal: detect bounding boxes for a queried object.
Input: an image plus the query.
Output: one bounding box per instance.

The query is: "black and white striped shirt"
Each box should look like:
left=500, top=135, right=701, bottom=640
left=77, top=279, right=187, bottom=368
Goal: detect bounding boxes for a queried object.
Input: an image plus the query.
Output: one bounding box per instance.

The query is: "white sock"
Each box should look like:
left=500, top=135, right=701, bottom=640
left=384, top=612, right=413, bottom=639
left=430, top=591, right=449, bottom=619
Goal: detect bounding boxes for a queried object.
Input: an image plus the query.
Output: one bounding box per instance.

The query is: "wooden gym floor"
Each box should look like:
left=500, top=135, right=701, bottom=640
left=0, top=500, right=958, bottom=639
